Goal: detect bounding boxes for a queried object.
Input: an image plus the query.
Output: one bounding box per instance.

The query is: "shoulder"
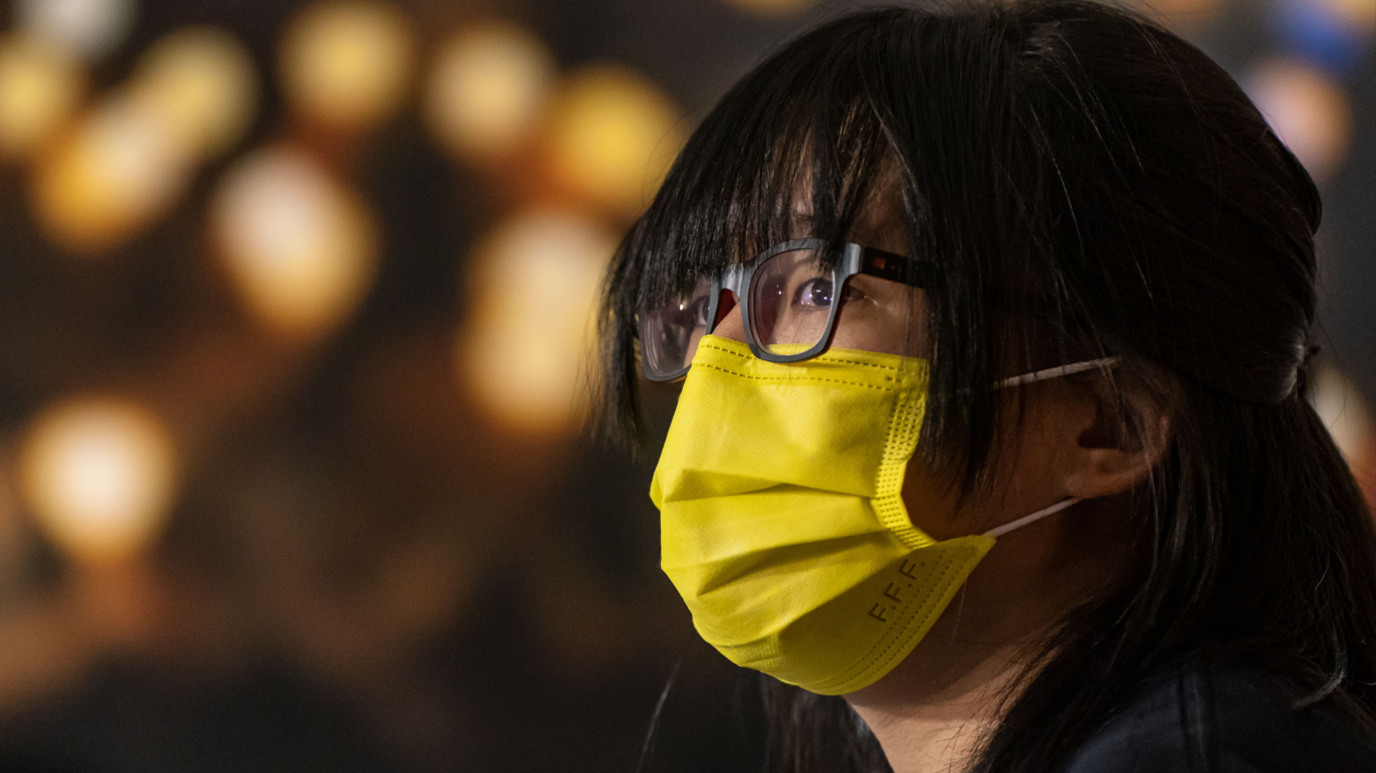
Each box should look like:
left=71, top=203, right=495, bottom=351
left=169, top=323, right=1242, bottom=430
left=1056, top=656, right=1376, bottom=773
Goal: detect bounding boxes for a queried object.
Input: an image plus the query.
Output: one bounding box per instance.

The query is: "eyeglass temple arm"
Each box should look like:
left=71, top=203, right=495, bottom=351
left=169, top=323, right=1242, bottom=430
left=856, top=245, right=926, bottom=288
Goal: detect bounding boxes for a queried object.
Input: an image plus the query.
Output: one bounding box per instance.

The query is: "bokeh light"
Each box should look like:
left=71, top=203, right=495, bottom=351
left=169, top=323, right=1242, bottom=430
left=31, top=91, right=195, bottom=254
left=18, top=397, right=178, bottom=565
left=0, top=448, right=28, bottom=594
left=280, top=0, right=416, bottom=134
left=423, top=21, right=556, bottom=164
left=130, top=27, right=258, bottom=157
left=1273, top=0, right=1376, bottom=76
left=0, top=34, right=85, bottom=162
left=1245, top=57, right=1353, bottom=181
left=456, top=208, right=618, bottom=435
left=1312, top=365, right=1376, bottom=501
left=28, top=26, right=257, bottom=254
left=1287, top=0, right=1376, bottom=37
left=1327, top=0, right=1376, bottom=32
left=210, top=145, right=379, bottom=340
left=14, top=0, right=137, bottom=62
left=542, top=65, right=686, bottom=219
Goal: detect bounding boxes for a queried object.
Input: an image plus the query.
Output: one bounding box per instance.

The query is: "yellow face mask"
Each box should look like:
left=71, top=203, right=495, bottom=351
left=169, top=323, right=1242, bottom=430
left=651, top=335, right=1090, bottom=696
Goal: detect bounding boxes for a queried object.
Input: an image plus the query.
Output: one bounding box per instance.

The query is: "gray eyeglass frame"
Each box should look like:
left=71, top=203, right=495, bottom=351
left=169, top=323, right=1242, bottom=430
left=640, top=238, right=926, bottom=382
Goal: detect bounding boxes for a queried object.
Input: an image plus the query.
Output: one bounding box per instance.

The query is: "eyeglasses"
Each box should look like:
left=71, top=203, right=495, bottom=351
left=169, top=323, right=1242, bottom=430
left=637, top=238, right=926, bottom=381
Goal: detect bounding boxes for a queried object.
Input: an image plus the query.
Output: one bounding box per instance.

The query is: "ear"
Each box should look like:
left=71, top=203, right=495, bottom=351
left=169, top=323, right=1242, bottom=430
left=1061, top=376, right=1175, bottom=501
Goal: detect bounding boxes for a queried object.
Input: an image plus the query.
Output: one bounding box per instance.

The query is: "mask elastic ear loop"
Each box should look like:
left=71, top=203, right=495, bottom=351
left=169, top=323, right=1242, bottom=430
left=994, top=357, right=1121, bottom=389
left=978, top=358, right=1118, bottom=539
left=984, top=497, right=1081, bottom=539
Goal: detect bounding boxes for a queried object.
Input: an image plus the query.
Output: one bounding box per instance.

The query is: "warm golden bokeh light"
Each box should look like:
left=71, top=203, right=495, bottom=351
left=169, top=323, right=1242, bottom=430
left=719, top=0, right=819, bottom=17
left=456, top=208, right=618, bottom=435
left=28, top=26, right=257, bottom=253
left=210, top=145, right=380, bottom=340
left=280, top=0, right=416, bottom=134
left=1313, top=366, right=1374, bottom=470
left=0, top=34, right=85, bottom=162
left=31, top=92, right=196, bottom=254
left=18, top=397, right=179, bottom=565
left=1245, top=58, right=1353, bottom=182
left=131, top=27, right=259, bottom=157
left=1324, top=0, right=1376, bottom=34
left=14, top=0, right=137, bottom=61
left=0, top=449, right=27, bottom=591
left=543, top=65, right=686, bottom=219
left=423, top=21, right=556, bottom=164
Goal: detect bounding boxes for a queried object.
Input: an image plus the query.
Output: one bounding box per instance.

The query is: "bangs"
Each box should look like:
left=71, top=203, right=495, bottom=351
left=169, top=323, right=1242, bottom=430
left=597, top=2, right=1108, bottom=492
left=599, top=8, right=939, bottom=440
left=628, top=12, right=908, bottom=311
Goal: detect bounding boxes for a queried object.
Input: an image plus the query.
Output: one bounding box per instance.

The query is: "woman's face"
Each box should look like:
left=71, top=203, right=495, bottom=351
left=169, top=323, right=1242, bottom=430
left=664, top=182, right=1150, bottom=708
left=707, top=190, right=1080, bottom=543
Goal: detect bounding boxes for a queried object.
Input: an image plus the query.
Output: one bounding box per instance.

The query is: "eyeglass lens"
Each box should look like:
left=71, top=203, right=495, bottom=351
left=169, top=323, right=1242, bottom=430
left=749, top=246, right=836, bottom=358
left=638, top=243, right=924, bottom=379
left=639, top=276, right=713, bottom=379
left=641, top=246, right=841, bottom=378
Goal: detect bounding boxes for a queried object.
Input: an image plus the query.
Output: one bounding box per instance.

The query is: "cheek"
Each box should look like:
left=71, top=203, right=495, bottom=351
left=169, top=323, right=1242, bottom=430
left=833, top=285, right=930, bottom=358
left=983, top=393, right=1085, bottom=518
left=710, top=292, right=746, bottom=341
left=899, top=393, right=1073, bottom=541
left=900, top=459, right=976, bottom=541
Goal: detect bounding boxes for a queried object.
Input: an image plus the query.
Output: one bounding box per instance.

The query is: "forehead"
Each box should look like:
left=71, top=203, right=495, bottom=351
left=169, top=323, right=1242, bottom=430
left=628, top=64, right=904, bottom=307
left=849, top=185, right=908, bottom=256
left=788, top=163, right=908, bottom=257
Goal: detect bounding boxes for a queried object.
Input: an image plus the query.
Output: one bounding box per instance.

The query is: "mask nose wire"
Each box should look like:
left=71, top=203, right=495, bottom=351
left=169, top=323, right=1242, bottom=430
left=984, top=497, right=1082, bottom=539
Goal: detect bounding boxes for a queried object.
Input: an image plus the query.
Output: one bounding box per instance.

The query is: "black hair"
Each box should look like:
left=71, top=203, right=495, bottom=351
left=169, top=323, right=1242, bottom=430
left=598, top=1, right=1376, bottom=771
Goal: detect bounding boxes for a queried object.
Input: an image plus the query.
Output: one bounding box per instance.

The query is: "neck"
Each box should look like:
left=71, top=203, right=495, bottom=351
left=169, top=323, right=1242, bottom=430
left=844, top=604, right=1035, bottom=773
left=844, top=497, right=1131, bottom=773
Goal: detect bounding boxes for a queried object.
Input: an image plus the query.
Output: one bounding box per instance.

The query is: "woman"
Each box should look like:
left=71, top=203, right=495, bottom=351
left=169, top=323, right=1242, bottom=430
left=598, top=2, right=1376, bottom=771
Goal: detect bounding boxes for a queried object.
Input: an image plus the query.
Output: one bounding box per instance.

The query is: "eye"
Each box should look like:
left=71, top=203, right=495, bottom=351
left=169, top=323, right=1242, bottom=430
left=685, top=295, right=712, bottom=327
left=793, top=277, right=835, bottom=308
left=791, top=278, right=863, bottom=309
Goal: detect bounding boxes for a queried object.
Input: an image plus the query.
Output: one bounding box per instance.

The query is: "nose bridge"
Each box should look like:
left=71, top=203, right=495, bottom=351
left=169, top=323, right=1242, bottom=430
left=706, top=262, right=747, bottom=335
left=711, top=285, right=743, bottom=335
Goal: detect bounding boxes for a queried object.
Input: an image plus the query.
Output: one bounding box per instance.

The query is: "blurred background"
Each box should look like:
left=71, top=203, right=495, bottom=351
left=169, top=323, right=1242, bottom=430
left=0, top=0, right=1369, bottom=770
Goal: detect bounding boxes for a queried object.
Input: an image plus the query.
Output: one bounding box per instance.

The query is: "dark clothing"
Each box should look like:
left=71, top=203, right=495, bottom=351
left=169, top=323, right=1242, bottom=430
left=1059, top=658, right=1376, bottom=772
